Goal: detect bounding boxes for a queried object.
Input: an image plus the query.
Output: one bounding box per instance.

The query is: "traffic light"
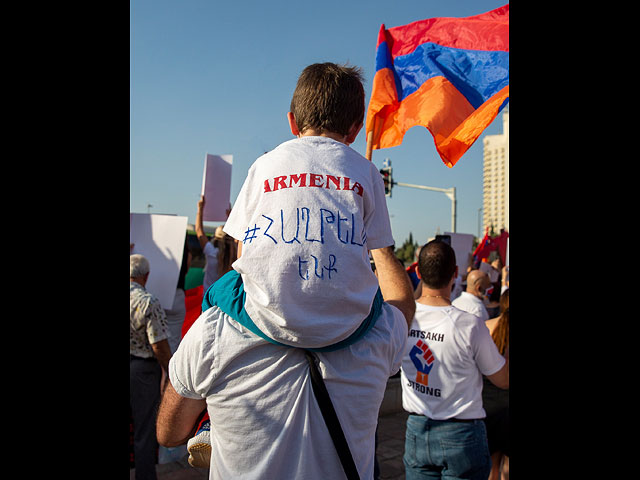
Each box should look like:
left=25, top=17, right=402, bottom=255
left=380, top=164, right=393, bottom=197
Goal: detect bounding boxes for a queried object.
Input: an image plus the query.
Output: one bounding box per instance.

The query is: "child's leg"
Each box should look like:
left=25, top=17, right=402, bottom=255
left=187, top=410, right=211, bottom=468
left=195, top=410, right=209, bottom=432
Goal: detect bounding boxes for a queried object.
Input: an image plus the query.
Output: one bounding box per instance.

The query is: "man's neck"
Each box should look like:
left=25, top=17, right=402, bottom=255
left=417, top=285, right=452, bottom=306
left=130, top=277, right=147, bottom=288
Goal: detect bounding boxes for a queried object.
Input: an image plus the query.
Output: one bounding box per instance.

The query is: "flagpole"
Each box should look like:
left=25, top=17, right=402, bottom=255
left=366, top=130, right=374, bottom=161
left=366, top=117, right=375, bottom=161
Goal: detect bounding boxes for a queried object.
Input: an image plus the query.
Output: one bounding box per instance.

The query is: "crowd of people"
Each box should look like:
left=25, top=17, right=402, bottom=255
left=130, top=62, right=509, bottom=480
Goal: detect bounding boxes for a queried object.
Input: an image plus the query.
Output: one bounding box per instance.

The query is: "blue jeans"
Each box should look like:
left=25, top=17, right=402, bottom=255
left=403, top=415, right=491, bottom=480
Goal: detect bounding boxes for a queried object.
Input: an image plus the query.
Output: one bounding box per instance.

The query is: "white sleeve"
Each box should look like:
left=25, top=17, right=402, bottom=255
left=470, top=319, right=506, bottom=376
left=168, top=312, right=214, bottom=400
left=385, top=303, right=410, bottom=375
left=224, top=164, right=259, bottom=242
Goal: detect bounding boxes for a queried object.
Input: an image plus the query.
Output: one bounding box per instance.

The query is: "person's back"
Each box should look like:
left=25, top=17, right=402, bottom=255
left=225, top=136, right=392, bottom=348
left=130, top=282, right=168, bottom=357
left=169, top=298, right=407, bottom=479
left=401, top=303, right=503, bottom=419
left=399, top=240, right=507, bottom=480
left=223, top=63, right=394, bottom=349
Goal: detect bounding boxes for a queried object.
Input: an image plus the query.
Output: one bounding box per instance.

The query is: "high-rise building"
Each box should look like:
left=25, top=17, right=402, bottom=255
left=482, top=110, right=509, bottom=235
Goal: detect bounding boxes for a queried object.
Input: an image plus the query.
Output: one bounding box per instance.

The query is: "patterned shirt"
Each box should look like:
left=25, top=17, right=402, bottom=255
left=130, top=281, right=169, bottom=358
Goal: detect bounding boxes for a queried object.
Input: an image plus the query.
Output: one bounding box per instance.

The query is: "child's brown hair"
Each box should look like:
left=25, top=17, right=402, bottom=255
left=289, top=62, right=365, bottom=137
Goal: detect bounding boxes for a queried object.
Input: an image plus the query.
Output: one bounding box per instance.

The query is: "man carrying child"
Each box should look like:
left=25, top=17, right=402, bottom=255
left=156, top=62, right=414, bottom=480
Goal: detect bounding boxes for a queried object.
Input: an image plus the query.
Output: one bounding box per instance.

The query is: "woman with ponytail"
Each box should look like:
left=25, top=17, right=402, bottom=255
left=483, top=288, right=509, bottom=480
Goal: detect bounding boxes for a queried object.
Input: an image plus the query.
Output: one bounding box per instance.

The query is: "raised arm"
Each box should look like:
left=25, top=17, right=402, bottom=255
left=195, top=195, right=209, bottom=250
left=370, top=246, right=416, bottom=327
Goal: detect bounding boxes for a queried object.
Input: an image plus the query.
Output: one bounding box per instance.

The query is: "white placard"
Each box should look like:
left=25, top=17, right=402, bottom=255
left=444, top=232, right=475, bottom=274
left=130, top=213, right=188, bottom=309
left=201, top=153, right=233, bottom=222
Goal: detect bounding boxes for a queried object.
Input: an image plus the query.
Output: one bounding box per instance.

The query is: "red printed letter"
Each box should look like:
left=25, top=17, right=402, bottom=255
left=325, top=175, right=341, bottom=190
left=351, top=181, right=364, bottom=197
left=273, top=176, right=288, bottom=191
left=289, top=173, right=307, bottom=188
left=309, top=173, right=324, bottom=187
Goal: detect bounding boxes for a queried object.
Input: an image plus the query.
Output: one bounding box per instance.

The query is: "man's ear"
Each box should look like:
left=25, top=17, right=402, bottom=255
left=287, top=112, right=300, bottom=137
left=345, top=121, right=363, bottom=145
left=472, top=277, right=483, bottom=295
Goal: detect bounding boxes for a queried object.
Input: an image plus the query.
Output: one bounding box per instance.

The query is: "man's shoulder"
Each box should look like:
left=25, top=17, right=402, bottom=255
left=374, top=302, right=409, bottom=343
left=183, top=305, right=262, bottom=352
left=452, top=291, right=475, bottom=302
left=130, top=282, right=159, bottom=305
left=452, top=292, right=483, bottom=309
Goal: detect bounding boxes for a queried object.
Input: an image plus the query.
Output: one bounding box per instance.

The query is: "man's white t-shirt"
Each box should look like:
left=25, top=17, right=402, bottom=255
left=224, top=136, right=394, bottom=348
left=451, top=291, right=490, bottom=322
left=400, top=302, right=505, bottom=420
left=169, top=302, right=407, bottom=480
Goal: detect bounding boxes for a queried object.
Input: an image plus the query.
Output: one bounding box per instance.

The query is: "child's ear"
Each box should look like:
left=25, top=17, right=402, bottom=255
left=345, top=121, right=363, bottom=145
left=287, top=112, right=300, bottom=137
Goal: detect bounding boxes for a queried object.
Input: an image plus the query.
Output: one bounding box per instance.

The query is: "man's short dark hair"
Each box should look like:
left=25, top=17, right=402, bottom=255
left=417, top=240, right=457, bottom=289
left=290, top=62, right=365, bottom=137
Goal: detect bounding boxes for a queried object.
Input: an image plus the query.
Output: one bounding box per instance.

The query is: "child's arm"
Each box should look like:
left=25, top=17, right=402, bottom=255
left=370, top=246, right=415, bottom=327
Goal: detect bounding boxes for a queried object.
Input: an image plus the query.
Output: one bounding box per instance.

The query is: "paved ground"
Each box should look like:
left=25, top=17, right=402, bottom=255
left=376, top=410, right=409, bottom=480
left=130, top=410, right=409, bottom=479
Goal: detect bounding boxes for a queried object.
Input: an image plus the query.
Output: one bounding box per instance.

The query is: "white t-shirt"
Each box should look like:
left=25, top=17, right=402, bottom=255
left=202, top=242, right=220, bottom=293
left=451, top=291, right=490, bottom=322
left=400, top=302, right=505, bottom=420
left=169, top=302, right=407, bottom=480
left=224, top=136, right=394, bottom=348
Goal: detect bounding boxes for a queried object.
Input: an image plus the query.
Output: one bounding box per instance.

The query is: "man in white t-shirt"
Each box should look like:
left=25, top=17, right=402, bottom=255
left=156, top=62, right=416, bottom=479
left=400, top=240, right=508, bottom=480
left=156, top=244, right=413, bottom=479
left=451, top=269, right=493, bottom=321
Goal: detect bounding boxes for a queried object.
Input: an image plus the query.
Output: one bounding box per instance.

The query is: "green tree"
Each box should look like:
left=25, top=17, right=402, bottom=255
left=395, top=232, right=418, bottom=266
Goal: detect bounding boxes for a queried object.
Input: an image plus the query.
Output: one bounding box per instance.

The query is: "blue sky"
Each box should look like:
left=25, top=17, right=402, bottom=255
left=130, top=0, right=508, bottom=247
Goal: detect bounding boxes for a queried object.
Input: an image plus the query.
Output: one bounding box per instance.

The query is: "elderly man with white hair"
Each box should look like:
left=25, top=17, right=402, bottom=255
left=130, top=254, right=172, bottom=480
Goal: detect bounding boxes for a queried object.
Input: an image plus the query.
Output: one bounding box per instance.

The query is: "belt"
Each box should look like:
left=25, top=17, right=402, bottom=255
left=410, top=413, right=476, bottom=423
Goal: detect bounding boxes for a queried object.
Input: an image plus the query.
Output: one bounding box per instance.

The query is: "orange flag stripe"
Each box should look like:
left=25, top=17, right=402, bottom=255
left=366, top=70, right=508, bottom=167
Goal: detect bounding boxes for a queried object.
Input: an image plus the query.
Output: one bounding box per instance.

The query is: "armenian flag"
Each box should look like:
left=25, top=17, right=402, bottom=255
left=366, top=4, right=509, bottom=167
